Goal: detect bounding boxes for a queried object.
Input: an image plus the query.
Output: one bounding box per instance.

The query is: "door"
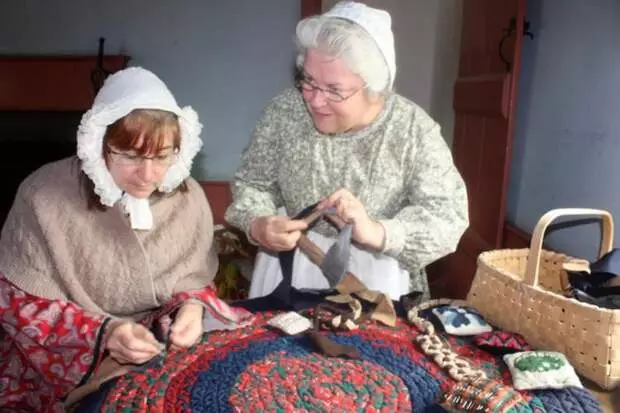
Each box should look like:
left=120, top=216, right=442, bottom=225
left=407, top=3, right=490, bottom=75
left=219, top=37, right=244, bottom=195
left=427, top=0, right=526, bottom=298
left=301, top=0, right=322, bottom=17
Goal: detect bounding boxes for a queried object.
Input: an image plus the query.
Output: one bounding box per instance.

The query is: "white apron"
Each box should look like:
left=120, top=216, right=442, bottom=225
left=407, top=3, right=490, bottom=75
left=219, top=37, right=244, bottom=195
left=248, top=230, right=410, bottom=301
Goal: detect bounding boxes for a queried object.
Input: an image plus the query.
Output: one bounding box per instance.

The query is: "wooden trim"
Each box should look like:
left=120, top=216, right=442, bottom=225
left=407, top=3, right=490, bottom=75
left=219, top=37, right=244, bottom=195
left=496, top=0, right=527, bottom=247
left=428, top=221, right=532, bottom=299
left=0, top=55, right=129, bottom=111
left=503, top=221, right=557, bottom=252
left=301, top=0, right=322, bottom=18
left=453, top=74, right=511, bottom=118
left=198, top=181, right=232, bottom=227
left=502, top=221, right=531, bottom=248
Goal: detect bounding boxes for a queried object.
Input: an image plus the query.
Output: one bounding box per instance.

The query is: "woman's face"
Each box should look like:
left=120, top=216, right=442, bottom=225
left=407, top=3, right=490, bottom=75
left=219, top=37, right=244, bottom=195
left=106, top=133, right=176, bottom=199
left=300, top=48, right=376, bottom=134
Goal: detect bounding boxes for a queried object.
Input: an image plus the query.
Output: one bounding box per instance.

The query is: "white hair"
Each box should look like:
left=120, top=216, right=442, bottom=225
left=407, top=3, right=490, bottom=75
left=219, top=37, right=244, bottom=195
left=295, top=16, right=391, bottom=94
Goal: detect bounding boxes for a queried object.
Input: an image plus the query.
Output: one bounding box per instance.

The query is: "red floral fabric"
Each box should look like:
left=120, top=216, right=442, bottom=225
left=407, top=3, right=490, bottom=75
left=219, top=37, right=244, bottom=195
left=0, top=274, right=248, bottom=412
left=0, top=275, right=107, bottom=412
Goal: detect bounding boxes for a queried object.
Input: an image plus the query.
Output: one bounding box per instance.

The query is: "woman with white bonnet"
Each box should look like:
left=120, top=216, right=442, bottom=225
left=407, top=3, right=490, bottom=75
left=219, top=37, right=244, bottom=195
left=0, top=67, right=252, bottom=411
left=225, top=1, right=469, bottom=301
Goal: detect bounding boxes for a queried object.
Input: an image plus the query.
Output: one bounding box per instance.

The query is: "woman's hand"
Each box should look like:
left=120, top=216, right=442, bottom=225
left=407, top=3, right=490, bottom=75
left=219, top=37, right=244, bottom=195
left=169, top=302, right=204, bottom=348
left=317, top=188, right=385, bottom=250
left=106, top=321, right=163, bottom=365
left=250, top=216, right=308, bottom=251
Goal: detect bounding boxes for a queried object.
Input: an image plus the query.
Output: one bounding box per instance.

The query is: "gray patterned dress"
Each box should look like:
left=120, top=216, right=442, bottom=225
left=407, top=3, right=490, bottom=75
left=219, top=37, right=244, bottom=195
left=225, top=88, right=468, bottom=297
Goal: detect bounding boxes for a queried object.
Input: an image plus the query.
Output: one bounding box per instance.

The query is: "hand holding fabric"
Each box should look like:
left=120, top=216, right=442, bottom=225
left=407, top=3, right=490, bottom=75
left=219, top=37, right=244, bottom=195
left=317, top=188, right=385, bottom=251
left=106, top=322, right=164, bottom=365
left=169, top=302, right=205, bottom=347
left=250, top=216, right=308, bottom=251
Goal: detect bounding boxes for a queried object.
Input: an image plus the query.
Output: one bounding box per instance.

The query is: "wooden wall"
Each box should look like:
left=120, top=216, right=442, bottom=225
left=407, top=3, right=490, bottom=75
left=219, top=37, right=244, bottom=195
left=0, top=56, right=128, bottom=111
left=199, top=181, right=232, bottom=226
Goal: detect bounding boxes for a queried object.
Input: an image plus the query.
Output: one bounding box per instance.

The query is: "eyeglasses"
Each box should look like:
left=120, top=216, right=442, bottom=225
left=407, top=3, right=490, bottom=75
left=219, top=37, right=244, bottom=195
left=296, top=76, right=363, bottom=103
left=107, top=148, right=178, bottom=167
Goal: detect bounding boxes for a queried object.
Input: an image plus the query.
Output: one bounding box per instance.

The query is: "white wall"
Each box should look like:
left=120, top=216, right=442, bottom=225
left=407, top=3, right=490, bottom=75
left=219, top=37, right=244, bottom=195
left=322, top=0, right=462, bottom=146
left=0, top=0, right=300, bottom=180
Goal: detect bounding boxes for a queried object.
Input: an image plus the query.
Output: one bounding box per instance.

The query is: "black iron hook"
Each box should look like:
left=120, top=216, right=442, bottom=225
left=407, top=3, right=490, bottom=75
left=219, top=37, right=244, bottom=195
left=499, top=17, right=534, bottom=72
left=91, top=37, right=111, bottom=95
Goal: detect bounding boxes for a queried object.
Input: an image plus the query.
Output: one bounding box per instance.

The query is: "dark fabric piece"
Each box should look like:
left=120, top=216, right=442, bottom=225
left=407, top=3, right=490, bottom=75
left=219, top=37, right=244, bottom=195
left=590, top=248, right=620, bottom=278
left=307, top=330, right=360, bottom=358
left=569, top=289, right=620, bottom=309
left=235, top=289, right=410, bottom=319
left=270, top=202, right=331, bottom=308
left=72, top=379, right=117, bottom=413
left=567, top=249, right=620, bottom=309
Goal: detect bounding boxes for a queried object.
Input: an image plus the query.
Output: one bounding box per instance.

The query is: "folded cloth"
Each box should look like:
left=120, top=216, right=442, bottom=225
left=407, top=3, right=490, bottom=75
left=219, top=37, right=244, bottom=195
left=566, top=248, right=620, bottom=309
left=328, top=272, right=398, bottom=327
left=570, top=288, right=620, bottom=309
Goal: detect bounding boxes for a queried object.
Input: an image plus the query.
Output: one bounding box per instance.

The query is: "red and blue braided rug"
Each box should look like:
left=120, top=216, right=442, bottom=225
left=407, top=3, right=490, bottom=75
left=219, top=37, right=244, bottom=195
left=91, top=312, right=601, bottom=412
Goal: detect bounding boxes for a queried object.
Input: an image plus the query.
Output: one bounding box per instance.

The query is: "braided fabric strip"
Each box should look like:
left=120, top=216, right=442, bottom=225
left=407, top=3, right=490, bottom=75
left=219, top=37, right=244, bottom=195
left=407, top=298, right=487, bottom=382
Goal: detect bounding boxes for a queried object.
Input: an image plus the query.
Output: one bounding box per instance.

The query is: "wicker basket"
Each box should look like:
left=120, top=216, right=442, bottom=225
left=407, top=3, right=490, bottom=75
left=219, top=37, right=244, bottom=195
left=467, top=208, right=620, bottom=390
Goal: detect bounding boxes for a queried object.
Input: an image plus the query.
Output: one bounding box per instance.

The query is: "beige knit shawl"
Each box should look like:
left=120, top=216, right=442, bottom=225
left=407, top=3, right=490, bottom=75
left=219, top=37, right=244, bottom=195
left=0, top=157, right=218, bottom=319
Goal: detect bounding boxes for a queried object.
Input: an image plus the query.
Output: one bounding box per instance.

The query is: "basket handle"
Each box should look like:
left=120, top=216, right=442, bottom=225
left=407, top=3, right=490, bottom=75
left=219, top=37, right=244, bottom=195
left=525, top=208, right=615, bottom=287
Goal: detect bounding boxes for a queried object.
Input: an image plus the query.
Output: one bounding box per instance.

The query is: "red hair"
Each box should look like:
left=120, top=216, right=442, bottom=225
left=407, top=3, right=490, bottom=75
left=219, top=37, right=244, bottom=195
left=80, top=109, right=187, bottom=210
left=104, top=109, right=181, bottom=155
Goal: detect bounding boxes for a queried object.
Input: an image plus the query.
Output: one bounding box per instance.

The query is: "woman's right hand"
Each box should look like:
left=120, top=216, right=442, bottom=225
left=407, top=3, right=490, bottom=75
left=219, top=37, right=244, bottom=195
left=250, top=216, right=308, bottom=251
left=106, top=321, right=164, bottom=365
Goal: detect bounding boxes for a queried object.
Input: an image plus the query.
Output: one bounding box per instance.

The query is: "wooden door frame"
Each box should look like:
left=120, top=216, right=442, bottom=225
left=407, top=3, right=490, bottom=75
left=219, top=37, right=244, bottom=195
left=503, top=222, right=531, bottom=248
left=301, top=0, right=323, bottom=17
left=498, top=8, right=526, bottom=250
left=455, top=4, right=526, bottom=256
left=427, top=1, right=527, bottom=299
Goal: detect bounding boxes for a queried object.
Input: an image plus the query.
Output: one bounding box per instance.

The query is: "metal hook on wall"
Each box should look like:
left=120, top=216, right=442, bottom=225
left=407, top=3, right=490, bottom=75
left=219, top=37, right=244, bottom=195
left=499, top=17, right=534, bottom=72
left=91, top=37, right=111, bottom=95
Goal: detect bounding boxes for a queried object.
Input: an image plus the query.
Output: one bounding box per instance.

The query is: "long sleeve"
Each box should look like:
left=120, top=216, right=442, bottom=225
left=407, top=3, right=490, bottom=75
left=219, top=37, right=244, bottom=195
left=378, top=123, right=469, bottom=273
left=0, top=274, right=109, bottom=409
left=224, top=100, right=285, bottom=236
left=223, top=88, right=468, bottom=288
left=140, top=285, right=254, bottom=330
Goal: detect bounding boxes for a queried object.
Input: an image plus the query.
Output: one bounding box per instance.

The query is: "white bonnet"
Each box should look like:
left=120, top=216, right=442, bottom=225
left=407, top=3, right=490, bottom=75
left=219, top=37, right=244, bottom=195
left=76, top=66, right=203, bottom=229
left=324, top=1, right=396, bottom=88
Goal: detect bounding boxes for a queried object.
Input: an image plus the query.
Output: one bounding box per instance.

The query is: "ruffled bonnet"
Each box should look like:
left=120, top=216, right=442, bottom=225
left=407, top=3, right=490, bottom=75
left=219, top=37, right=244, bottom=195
left=76, top=66, right=203, bottom=230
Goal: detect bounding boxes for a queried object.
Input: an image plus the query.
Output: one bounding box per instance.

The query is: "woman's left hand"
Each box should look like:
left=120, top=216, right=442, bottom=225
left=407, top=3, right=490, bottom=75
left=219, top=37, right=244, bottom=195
left=169, top=302, right=204, bottom=348
left=317, top=188, right=385, bottom=250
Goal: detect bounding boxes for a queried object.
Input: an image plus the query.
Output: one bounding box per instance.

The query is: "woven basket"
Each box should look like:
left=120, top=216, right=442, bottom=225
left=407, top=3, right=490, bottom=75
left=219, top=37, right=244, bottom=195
left=467, top=208, right=620, bottom=390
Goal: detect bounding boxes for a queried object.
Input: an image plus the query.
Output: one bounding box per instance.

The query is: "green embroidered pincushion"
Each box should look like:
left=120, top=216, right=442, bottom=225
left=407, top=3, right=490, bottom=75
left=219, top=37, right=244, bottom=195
left=504, top=351, right=583, bottom=390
